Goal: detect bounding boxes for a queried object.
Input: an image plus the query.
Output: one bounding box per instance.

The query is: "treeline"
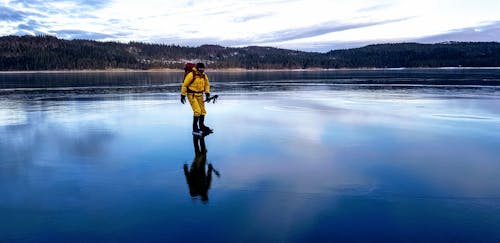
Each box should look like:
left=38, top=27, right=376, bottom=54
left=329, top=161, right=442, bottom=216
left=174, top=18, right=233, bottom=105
left=1, top=35, right=499, bottom=71
left=327, top=42, right=500, bottom=68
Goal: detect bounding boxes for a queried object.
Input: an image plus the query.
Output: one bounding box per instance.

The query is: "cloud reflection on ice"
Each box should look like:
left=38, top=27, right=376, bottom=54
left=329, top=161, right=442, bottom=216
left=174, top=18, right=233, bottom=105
left=208, top=90, right=500, bottom=200
left=0, top=101, right=27, bottom=126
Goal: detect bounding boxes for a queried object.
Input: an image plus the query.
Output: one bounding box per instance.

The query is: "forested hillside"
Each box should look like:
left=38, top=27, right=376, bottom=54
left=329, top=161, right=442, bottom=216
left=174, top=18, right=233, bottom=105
left=327, top=42, right=500, bottom=68
left=1, top=35, right=499, bottom=70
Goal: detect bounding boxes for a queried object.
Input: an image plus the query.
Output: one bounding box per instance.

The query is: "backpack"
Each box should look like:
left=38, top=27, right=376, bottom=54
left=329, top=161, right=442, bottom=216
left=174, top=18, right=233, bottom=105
left=184, top=63, right=196, bottom=78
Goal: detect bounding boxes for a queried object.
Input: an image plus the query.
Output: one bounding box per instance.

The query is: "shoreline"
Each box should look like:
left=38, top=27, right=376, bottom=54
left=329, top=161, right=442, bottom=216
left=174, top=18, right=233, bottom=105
left=1, top=67, right=500, bottom=74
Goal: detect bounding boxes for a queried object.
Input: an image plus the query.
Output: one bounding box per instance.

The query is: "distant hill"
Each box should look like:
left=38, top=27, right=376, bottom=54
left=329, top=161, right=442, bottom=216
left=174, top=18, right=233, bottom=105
left=326, top=42, right=500, bottom=68
left=1, top=35, right=499, bottom=71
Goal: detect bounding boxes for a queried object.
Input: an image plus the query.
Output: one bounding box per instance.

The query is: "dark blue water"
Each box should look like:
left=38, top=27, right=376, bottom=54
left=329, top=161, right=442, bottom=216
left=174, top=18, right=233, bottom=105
left=1, top=70, right=500, bottom=242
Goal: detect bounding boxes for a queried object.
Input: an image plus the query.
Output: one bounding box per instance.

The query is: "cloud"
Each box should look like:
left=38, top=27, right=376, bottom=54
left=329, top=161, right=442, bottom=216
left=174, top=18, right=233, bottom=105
left=248, top=17, right=414, bottom=44
left=0, top=5, right=47, bottom=35
left=8, top=0, right=109, bottom=17
left=357, top=3, right=393, bottom=12
left=280, top=21, right=500, bottom=52
left=52, top=30, right=128, bottom=40
left=234, top=13, right=272, bottom=23
left=0, top=6, right=31, bottom=22
left=17, top=20, right=43, bottom=32
left=417, top=21, right=500, bottom=43
left=2, top=0, right=114, bottom=37
left=148, top=17, right=415, bottom=51
left=11, top=0, right=107, bottom=9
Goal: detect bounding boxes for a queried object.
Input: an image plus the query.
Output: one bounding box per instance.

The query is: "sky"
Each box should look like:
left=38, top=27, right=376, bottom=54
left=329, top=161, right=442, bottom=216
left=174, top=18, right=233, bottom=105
left=1, top=0, right=499, bottom=52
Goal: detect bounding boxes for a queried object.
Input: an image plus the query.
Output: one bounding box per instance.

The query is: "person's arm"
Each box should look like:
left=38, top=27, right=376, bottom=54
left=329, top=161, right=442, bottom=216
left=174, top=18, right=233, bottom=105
left=204, top=74, right=210, bottom=98
left=205, top=164, right=213, bottom=191
left=181, top=72, right=193, bottom=96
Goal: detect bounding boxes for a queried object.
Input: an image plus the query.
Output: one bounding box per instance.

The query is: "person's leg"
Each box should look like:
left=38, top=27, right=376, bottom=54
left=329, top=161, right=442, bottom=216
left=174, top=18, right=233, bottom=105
left=192, top=116, right=200, bottom=132
left=188, top=94, right=202, bottom=135
left=197, top=95, right=212, bottom=132
left=198, top=95, right=206, bottom=117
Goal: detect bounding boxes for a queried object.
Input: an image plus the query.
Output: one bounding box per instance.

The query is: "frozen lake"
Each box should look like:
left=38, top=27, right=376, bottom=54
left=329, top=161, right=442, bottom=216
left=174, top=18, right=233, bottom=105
left=1, top=70, right=500, bottom=241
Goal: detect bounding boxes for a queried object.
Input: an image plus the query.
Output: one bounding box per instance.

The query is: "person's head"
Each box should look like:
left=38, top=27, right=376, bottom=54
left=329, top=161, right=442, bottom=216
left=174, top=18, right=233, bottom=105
left=196, top=63, right=205, bottom=73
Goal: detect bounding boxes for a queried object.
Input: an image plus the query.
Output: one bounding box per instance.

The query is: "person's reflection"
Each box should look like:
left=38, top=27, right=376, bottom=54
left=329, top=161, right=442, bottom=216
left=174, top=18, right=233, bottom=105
left=184, top=133, right=219, bottom=203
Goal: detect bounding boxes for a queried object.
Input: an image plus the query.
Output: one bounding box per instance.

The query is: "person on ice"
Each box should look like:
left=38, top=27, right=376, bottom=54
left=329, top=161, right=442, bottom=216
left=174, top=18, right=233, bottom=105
left=181, top=62, right=212, bottom=136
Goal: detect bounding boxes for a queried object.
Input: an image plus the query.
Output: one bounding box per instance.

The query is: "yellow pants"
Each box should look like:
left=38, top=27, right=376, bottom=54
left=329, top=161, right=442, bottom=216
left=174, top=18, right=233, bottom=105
left=188, top=93, right=206, bottom=116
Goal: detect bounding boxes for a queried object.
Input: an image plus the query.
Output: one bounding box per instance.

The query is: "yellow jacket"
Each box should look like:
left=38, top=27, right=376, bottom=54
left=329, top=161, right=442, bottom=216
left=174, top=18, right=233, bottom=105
left=181, top=70, right=210, bottom=96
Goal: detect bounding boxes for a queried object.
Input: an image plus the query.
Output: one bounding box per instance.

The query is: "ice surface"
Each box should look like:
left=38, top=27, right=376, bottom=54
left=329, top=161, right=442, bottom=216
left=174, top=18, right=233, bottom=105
left=1, top=71, right=500, bottom=241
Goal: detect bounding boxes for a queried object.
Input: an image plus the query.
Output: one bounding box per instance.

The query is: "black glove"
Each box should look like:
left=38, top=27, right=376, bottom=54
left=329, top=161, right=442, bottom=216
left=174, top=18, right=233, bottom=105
left=181, top=95, right=186, bottom=104
left=205, top=92, right=210, bottom=100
